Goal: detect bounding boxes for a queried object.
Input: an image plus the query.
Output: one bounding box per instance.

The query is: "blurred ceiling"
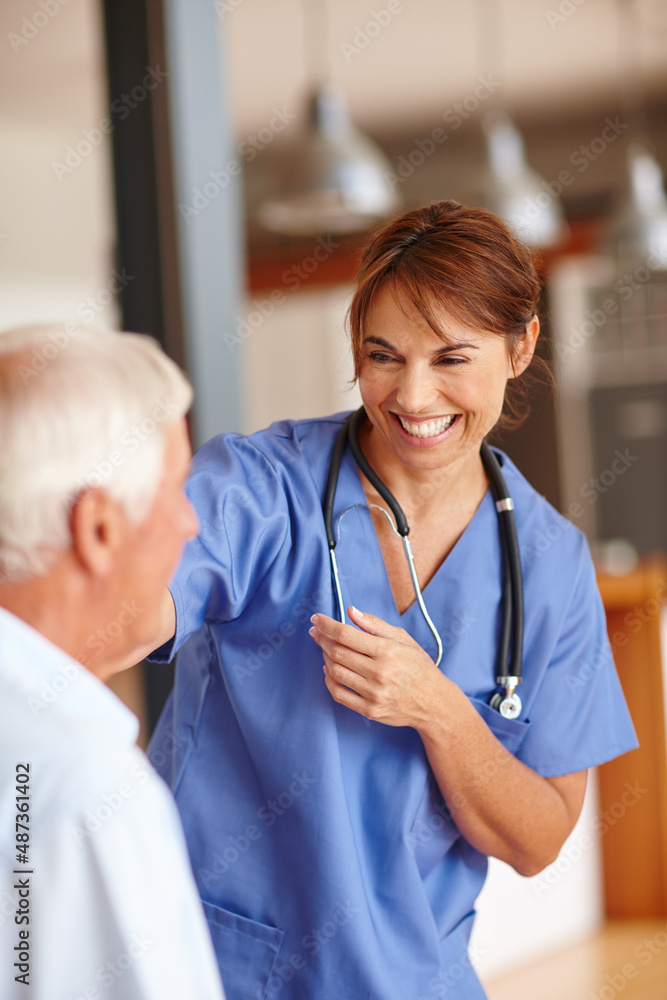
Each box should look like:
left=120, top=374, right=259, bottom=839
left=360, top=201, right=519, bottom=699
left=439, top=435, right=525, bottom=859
left=225, top=0, right=667, bottom=134
left=1, top=0, right=665, bottom=273
left=1, top=0, right=665, bottom=136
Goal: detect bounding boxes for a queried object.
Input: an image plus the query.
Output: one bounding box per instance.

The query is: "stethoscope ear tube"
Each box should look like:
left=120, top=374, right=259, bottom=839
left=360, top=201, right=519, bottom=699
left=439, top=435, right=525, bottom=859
left=325, top=415, right=356, bottom=625
left=481, top=440, right=524, bottom=719
left=348, top=408, right=410, bottom=537
left=324, top=414, right=354, bottom=551
left=481, top=441, right=524, bottom=685
left=501, top=500, right=524, bottom=683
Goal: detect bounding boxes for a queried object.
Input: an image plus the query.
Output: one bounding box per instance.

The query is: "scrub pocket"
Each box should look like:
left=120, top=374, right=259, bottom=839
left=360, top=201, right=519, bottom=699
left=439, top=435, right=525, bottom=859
left=201, top=900, right=284, bottom=1000
left=468, top=696, right=532, bottom=754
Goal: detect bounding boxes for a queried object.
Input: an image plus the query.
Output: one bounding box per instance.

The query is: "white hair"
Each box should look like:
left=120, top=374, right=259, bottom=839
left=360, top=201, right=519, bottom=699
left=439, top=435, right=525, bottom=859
left=0, top=323, right=193, bottom=582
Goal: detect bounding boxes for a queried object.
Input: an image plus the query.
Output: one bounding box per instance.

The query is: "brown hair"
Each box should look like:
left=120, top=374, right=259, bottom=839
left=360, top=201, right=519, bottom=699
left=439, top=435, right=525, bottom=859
left=348, top=200, right=549, bottom=428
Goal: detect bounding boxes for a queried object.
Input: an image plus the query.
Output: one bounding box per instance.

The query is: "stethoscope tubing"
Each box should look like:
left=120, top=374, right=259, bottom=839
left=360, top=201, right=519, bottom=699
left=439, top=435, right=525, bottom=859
left=323, top=407, right=523, bottom=699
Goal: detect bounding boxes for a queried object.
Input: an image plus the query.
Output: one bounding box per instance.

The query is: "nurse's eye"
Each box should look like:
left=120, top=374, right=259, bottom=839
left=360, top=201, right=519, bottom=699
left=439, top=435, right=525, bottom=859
left=367, top=351, right=399, bottom=364
left=435, top=355, right=468, bottom=367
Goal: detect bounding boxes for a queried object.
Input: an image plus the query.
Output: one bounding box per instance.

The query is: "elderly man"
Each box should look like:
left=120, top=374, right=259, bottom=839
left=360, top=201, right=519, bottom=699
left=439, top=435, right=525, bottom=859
left=0, top=325, right=225, bottom=999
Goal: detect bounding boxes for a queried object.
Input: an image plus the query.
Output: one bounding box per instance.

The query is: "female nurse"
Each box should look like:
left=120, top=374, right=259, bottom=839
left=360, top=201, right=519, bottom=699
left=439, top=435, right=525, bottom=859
left=146, top=201, right=637, bottom=1000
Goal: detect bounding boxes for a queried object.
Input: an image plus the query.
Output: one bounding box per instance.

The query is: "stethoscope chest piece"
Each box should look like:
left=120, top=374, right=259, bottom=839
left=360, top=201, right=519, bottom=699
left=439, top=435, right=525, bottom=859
left=488, top=690, right=523, bottom=720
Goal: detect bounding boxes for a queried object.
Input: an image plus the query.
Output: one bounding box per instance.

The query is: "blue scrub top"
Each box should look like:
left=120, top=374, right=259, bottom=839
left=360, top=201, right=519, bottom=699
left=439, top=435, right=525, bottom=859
left=149, top=412, right=637, bottom=1000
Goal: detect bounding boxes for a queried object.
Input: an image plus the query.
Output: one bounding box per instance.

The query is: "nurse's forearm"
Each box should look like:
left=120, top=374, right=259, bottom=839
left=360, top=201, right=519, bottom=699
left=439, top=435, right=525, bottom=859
left=417, top=674, right=586, bottom=877
left=308, top=607, right=586, bottom=875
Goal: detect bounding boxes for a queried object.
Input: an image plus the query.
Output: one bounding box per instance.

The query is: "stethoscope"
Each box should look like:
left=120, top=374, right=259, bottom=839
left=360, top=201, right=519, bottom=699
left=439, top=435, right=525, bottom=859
left=323, top=407, right=524, bottom=719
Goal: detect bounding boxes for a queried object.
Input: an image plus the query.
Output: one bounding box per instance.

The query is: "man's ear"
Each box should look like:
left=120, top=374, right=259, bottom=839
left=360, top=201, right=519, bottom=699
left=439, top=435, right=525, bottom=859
left=69, top=488, right=125, bottom=577
left=510, top=315, right=540, bottom=378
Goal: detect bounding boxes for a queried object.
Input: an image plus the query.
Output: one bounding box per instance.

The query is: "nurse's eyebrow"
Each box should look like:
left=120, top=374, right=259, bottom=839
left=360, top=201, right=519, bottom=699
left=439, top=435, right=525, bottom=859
left=363, top=336, right=479, bottom=355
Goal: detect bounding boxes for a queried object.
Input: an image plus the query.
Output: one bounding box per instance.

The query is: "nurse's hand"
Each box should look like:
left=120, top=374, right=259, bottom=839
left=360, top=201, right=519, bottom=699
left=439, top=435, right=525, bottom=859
left=309, top=606, right=451, bottom=728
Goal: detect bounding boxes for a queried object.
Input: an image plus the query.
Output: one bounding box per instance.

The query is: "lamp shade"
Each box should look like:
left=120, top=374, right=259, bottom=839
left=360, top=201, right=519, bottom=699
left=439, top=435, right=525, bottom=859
left=601, top=145, right=667, bottom=269
left=479, top=111, right=567, bottom=249
left=253, top=87, right=401, bottom=236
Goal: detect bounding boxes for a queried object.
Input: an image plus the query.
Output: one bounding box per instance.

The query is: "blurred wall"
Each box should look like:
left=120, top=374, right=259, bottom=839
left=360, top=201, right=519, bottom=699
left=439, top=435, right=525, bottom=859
left=0, top=0, right=145, bottom=731
left=0, top=0, right=117, bottom=329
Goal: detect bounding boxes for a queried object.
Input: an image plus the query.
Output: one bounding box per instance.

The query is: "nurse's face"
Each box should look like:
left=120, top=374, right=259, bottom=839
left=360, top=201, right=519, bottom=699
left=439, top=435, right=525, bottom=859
left=357, top=286, right=538, bottom=475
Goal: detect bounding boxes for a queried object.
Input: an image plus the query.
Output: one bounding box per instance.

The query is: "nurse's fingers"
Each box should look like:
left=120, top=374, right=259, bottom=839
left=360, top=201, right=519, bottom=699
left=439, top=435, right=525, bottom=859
left=322, top=653, right=373, bottom=699
left=309, top=614, right=383, bottom=656
left=323, top=660, right=372, bottom=716
left=311, top=609, right=413, bottom=649
left=347, top=606, right=418, bottom=645
left=309, top=626, right=376, bottom=674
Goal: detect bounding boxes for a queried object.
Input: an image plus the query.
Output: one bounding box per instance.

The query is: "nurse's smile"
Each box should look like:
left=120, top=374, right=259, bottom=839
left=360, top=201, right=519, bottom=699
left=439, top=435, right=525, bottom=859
left=357, top=286, right=523, bottom=483
left=393, top=411, right=461, bottom=444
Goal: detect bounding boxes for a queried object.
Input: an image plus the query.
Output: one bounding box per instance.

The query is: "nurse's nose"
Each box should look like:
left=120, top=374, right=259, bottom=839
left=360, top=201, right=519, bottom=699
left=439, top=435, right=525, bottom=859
left=395, top=363, right=441, bottom=415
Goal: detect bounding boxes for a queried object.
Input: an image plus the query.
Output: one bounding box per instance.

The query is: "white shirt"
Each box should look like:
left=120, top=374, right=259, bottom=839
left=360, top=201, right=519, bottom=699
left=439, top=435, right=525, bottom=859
left=0, top=607, right=226, bottom=999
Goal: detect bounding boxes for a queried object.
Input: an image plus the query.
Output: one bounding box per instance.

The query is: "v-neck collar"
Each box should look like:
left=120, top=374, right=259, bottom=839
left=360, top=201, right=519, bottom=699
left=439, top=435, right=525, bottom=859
left=335, top=444, right=496, bottom=621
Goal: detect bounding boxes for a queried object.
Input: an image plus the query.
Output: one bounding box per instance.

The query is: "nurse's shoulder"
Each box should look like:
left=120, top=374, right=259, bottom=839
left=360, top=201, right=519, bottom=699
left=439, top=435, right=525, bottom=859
left=189, top=411, right=350, bottom=482
left=138, top=413, right=352, bottom=658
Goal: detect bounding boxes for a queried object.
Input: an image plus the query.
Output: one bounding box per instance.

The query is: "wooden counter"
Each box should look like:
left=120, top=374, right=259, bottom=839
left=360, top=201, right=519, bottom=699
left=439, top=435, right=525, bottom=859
left=597, top=558, right=667, bottom=917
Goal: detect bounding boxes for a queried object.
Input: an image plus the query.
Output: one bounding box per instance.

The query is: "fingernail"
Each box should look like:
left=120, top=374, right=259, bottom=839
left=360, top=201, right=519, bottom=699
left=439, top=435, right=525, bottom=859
left=309, top=626, right=315, bottom=636
left=310, top=614, right=318, bottom=624
left=351, top=606, right=364, bottom=618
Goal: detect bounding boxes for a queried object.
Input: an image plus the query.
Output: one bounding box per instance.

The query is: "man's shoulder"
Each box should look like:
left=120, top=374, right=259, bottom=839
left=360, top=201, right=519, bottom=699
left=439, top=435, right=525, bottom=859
left=0, top=701, right=161, bottom=858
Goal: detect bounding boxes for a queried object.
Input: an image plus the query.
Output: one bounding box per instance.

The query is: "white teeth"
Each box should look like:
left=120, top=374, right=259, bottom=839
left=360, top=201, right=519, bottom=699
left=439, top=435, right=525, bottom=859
left=397, top=414, right=456, bottom=438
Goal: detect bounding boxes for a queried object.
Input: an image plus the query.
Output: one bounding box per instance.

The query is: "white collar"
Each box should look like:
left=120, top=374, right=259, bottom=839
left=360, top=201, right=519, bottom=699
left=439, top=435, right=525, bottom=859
left=0, top=606, right=139, bottom=744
